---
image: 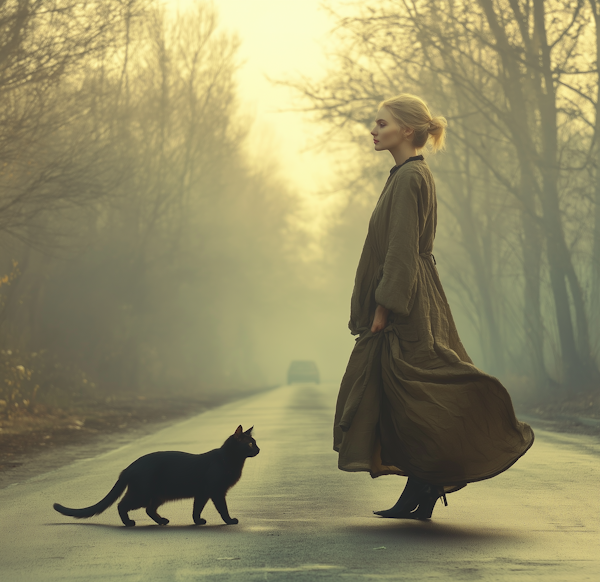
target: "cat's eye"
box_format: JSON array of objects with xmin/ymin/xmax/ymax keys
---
[{"xmin": 248, "ymin": 443, "xmax": 253, "ymax": 447}]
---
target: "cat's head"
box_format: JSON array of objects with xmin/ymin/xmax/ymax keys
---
[{"xmin": 233, "ymin": 425, "xmax": 260, "ymax": 457}]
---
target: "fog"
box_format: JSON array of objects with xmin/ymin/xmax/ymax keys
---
[{"xmin": 0, "ymin": 0, "xmax": 598, "ymax": 413}]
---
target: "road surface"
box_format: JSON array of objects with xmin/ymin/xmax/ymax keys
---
[{"xmin": 1, "ymin": 383, "xmax": 599, "ymax": 581}]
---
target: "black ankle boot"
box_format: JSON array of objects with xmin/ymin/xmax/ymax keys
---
[{"xmin": 373, "ymin": 478, "xmax": 426, "ymax": 518}]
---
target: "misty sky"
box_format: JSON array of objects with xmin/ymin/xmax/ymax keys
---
[{"xmin": 169, "ymin": 0, "xmax": 336, "ymax": 233}]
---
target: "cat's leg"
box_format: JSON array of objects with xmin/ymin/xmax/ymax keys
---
[
  {"xmin": 212, "ymin": 494, "xmax": 238, "ymax": 525},
  {"xmin": 117, "ymin": 494, "xmax": 137, "ymax": 527},
  {"xmin": 192, "ymin": 495, "xmax": 209, "ymax": 525},
  {"xmin": 146, "ymin": 501, "xmax": 169, "ymax": 526}
]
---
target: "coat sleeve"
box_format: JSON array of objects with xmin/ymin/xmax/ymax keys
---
[{"xmin": 374, "ymin": 170, "xmax": 420, "ymax": 317}]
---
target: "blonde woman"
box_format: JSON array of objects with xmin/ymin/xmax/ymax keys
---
[{"xmin": 334, "ymin": 94, "xmax": 534, "ymax": 519}]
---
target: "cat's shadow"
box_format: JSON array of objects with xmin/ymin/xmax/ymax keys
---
[{"xmin": 46, "ymin": 522, "xmax": 237, "ymax": 532}]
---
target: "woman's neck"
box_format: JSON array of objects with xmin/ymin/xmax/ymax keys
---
[{"xmin": 390, "ymin": 143, "xmax": 419, "ymax": 166}]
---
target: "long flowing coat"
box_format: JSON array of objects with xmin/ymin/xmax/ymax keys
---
[{"xmin": 334, "ymin": 158, "xmax": 534, "ymax": 490}]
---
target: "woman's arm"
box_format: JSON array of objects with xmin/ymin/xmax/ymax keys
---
[{"xmin": 374, "ymin": 170, "xmax": 421, "ymax": 317}]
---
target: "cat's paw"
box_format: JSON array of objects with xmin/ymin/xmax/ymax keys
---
[
  {"xmin": 225, "ymin": 518, "xmax": 239, "ymax": 525},
  {"xmin": 158, "ymin": 518, "xmax": 169, "ymax": 526},
  {"xmin": 194, "ymin": 518, "xmax": 207, "ymax": 525},
  {"xmin": 123, "ymin": 520, "xmax": 136, "ymax": 527}
]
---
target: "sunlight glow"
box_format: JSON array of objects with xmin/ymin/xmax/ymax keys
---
[{"xmin": 167, "ymin": 0, "xmax": 339, "ymax": 250}]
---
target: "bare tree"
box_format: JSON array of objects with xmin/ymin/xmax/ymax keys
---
[{"xmin": 0, "ymin": 0, "xmax": 150, "ymax": 246}]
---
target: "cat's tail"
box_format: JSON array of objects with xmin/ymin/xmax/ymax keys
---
[{"xmin": 53, "ymin": 477, "xmax": 127, "ymax": 519}]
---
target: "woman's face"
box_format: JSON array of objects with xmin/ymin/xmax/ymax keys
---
[{"xmin": 371, "ymin": 107, "xmax": 410, "ymax": 153}]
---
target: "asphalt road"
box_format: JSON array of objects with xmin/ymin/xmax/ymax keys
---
[{"xmin": 1, "ymin": 383, "xmax": 599, "ymax": 581}]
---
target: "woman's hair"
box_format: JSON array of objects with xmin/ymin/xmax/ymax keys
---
[{"xmin": 380, "ymin": 94, "xmax": 447, "ymax": 153}]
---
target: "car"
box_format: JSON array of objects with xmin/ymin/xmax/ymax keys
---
[{"xmin": 287, "ymin": 360, "xmax": 320, "ymax": 384}]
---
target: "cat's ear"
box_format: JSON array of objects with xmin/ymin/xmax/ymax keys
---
[
  {"xmin": 244, "ymin": 426, "xmax": 254, "ymax": 435},
  {"xmin": 235, "ymin": 425, "xmax": 243, "ymax": 436}
]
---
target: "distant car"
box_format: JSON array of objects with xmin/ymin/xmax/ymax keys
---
[{"xmin": 287, "ymin": 360, "xmax": 320, "ymax": 384}]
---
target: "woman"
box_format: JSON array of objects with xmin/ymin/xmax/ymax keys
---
[{"xmin": 333, "ymin": 94, "xmax": 534, "ymax": 519}]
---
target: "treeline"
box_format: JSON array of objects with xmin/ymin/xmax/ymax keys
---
[
  {"xmin": 298, "ymin": 0, "xmax": 600, "ymax": 396},
  {"xmin": 0, "ymin": 0, "xmax": 300, "ymax": 412}
]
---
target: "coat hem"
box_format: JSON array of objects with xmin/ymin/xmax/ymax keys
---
[{"xmin": 336, "ymin": 431, "xmax": 535, "ymax": 486}]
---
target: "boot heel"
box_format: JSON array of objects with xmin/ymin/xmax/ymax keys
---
[{"xmin": 411, "ymin": 485, "xmax": 446, "ymax": 520}]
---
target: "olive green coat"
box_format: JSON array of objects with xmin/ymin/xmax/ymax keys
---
[{"xmin": 334, "ymin": 159, "xmax": 533, "ymax": 487}]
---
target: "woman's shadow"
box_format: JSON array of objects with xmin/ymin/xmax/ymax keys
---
[{"xmin": 345, "ymin": 517, "xmax": 522, "ymax": 544}]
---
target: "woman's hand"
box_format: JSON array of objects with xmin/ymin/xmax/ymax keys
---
[{"xmin": 371, "ymin": 304, "xmax": 390, "ymax": 333}]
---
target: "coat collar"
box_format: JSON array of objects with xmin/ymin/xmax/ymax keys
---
[{"xmin": 389, "ymin": 155, "xmax": 424, "ymax": 177}]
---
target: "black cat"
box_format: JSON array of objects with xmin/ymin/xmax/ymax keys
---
[{"xmin": 53, "ymin": 425, "xmax": 259, "ymax": 527}]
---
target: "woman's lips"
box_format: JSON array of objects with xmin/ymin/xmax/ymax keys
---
[{"xmin": 373, "ymin": 139, "xmax": 379, "ymax": 143}]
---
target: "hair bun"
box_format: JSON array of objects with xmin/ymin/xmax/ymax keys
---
[
  {"xmin": 427, "ymin": 116, "xmax": 447, "ymax": 151},
  {"xmin": 428, "ymin": 116, "xmax": 447, "ymax": 133}
]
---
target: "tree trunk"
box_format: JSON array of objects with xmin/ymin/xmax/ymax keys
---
[
  {"xmin": 533, "ymin": 0, "xmax": 597, "ymax": 390},
  {"xmin": 460, "ymin": 191, "xmax": 505, "ymax": 375},
  {"xmin": 519, "ymin": 170, "xmax": 547, "ymax": 391},
  {"xmin": 593, "ymin": 159, "xmax": 600, "ymax": 359},
  {"xmin": 589, "ymin": 0, "xmax": 600, "ymax": 363}
]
